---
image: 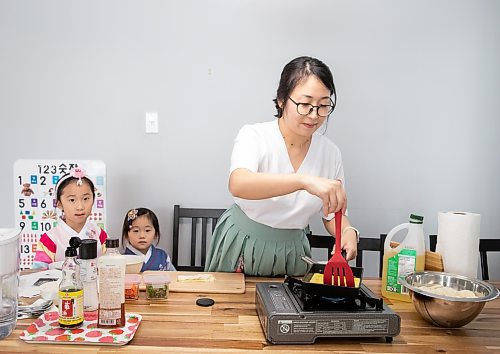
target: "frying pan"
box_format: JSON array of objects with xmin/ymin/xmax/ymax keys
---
[{"xmin": 285, "ymin": 256, "xmax": 364, "ymax": 298}]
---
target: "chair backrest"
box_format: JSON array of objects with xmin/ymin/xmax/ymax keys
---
[
  {"xmin": 479, "ymin": 239, "xmax": 500, "ymax": 281},
  {"xmin": 307, "ymin": 232, "xmax": 386, "ymax": 277},
  {"xmin": 429, "ymin": 234, "xmax": 437, "ymax": 252},
  {"xmin": 172, "ymin": 205, "xmax": 226, "ymax": 271},
  {"xmin": 420, "ymin": 234, "xmax": 500, "ymax": 280},
  {"xmin": 306, "ymin": 232, "xmax": 334, "ymax": 256},
  {"xmin": 359, "ymin": 235, "xmax": 386, "ymax": 278}
]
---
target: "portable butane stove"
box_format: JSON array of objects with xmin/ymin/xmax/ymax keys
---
[{"xmin": 256, "ymin": 276, "xmax": 401, "ymax": 344}]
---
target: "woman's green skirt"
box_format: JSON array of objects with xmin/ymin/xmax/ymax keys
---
[{"xmin": 204, "ymin": 204, "xmax": 311, "ymax": 276}]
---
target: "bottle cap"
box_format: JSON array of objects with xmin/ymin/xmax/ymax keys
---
[
  {"xmin": 65, "ymin": 245, "xmax": 78, "ymax": 257},
  {"xmin": 69, "ymin": 236, "xmax": 81, "ymax": 248},
  {"xmin": 79, "ymin": 239, "xmax": 97, "ymax": 259},
  {"xmin": 65, "ymin": 236, "xmax": 81, "ymax": 257},
  {"xmin": 106, "ymin": 238, "xmax": 120, "ymax": 248},
  {"xmin": 410, "ymin": 214, "xmax": 424, "ymax": 224}
]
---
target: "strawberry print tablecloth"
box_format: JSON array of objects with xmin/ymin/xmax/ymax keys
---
[{"xmin": 20, "ymin": 311, "xmax": 142, "ymax": 345}]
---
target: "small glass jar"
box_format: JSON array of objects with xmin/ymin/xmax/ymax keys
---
[
  {"xmin": 143, "ymin": 273, "xmax": 171, "ymax": 300},
  {"xmin": 124, "ymin": 274, "xmax": 142, "ymax": 300}
]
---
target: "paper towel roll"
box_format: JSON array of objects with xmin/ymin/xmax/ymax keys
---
[{"xmin": 436, "ymin": 212, "xmax": 481, "ymax": 278}]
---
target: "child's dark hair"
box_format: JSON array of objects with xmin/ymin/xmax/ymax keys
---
[
  {"xmin": 273, "ymin": 56, "xmax": 336, "ymax": 118},
  {"xmin": 121, "ymin": 207, "xmax": 161, "ymax": 245},
  {"xmin": 56, "ymin": 175, "xmax": 96, "ymax": 202}
]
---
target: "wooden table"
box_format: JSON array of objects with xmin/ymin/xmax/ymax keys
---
[{"xmin": 2, "ymin": 278, "xmax": 499, "ymax": 353}]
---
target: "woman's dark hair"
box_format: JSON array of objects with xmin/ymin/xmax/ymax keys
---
[
  {"xmin": 121, "ymin": 207, "xmax": 161, "ymax": 245},
  {"xmin": 273, "ymin": 56, "xmax": 336, "ymax": 118},
  {"xmin": 56, "ymin": 176, "xmax": 96, "ymax": 202}
]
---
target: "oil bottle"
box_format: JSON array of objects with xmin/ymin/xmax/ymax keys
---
[
  {"xmin": 58, "ymin": 237, "xmax": 84, "ymax": 328},
  {"xmin": 381, "ymin": 214, "xmax": 425, "ymax": 302}
]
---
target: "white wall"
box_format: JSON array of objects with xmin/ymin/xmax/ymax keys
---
[{"xmin": 1, "ymin": 0, "xmax": 499, "ymax": 278}]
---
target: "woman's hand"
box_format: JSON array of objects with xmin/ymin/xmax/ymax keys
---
[
  {"xmin": 323, "ymin": 215, "xmax": 358, "ymax": 261},
  {"xmin": 229, "ymin": 170, "xmax": 347, "ymax": 217},
  {"xmin": 302, "ymin": 175, "xmax": 347, "ymax": 216},
  {"xmin": 335, "ymin": 229, "xmax": 358, "ymax": 261}
]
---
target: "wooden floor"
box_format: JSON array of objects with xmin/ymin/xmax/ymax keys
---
[{"xmin": 2, "ymin": 277, "xmax": 499, "ymax": 353}]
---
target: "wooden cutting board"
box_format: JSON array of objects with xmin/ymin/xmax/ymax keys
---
[{"xmin": 141, "ymin": 271, "xmax": 246, "ymax": 294}]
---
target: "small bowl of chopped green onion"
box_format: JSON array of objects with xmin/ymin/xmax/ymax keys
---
[{"xmin": 143, "ymin": 273, "xmax": 171, "ymax": 300}]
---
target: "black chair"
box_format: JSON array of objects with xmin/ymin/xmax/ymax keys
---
[
  {"xmin": 307, "ymin": 232, "xmax": 386, "ymax": 277},
  {"xmin": 306, "ymin": 232, "xmax": 334, "ymax": 256},
  {"xmin": 172, "ymin": 205, "xmax": 226, "ymax": 271},
  {"xmin": 359, "ymin": 235, "xmax": 386, "ymax": 278},
  {"xmin": 427, "ymin": 234, "xmax": 500, "ymax": 280},
  {"xmin": 479, "ymin": 239, "xmax": 500, "ymax": 281},
  {"xmin": 429, "ymin": 234, "xmax": 437, "ymax": 252}
]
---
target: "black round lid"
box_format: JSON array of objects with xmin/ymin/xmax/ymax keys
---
[
  {"xmin": 106, "ymin": 238, "xmax": 120, "ymax": 249},
  {"xmin": 196, "ymin": 298, "xmax": 215, "ymax": 307},
  {"xmin": 79, "ymin": 239, "xmax": 97, "ymax": 259},
  {"xmin": 69, "ymin": 236, "xmax": 81, "ymax": 248}
]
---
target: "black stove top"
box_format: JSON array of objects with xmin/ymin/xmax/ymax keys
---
[
  {"xmin": 255, "ymin": 281, "xmax": 401, "ymax": 344},
  {"xmin": 285, "ymin": 276, "xmax": 384, "ymax": 311}
]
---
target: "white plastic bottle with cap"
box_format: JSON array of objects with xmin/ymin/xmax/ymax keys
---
[
  {"xmin": 97, "ymin": 238, "xmax": 125, "ymax": 328},
  {"xmin": 381, "ymin": 214, "xmax": 426, "ymax": 302}
]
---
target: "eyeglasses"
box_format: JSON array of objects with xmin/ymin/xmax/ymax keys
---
[{"xmin": 287, "ymin": 96, "xmax": 335, "ymax": 118}]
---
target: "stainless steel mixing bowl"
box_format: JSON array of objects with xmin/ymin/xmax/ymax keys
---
[{"xmin": 400, "ymin": 271, "xmax": 499, "ymax": 328}]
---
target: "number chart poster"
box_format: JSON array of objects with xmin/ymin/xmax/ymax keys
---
[{"xmin": 14, "ymin": 159, "xmax": 106, "ymax": 269}]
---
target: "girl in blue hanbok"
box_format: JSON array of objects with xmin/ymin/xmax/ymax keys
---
[{"xmin": 121, "ymin": 208, "xmax": 175, "ymax": 271}]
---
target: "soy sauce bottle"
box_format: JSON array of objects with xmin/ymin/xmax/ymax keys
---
[{"xmin": 58, "ymin": 237, "xmax": 84, "ymax": 328}]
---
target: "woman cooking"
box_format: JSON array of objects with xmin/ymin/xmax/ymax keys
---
[{"xmin": 205, "ymin": 56, "xmax": 359, "ymax": 276}]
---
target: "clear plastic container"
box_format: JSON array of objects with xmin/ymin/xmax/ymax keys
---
[
  {"xmin": 0, "ymin": 228, "xmax": 20, "ymax": 340},
  {"xmin": 124, "ymin": 274, "xmax": 142, "ymax": 300},
  {"xmin": 143, "ymin": 273, "xmax": 171, "ymax": 300}
]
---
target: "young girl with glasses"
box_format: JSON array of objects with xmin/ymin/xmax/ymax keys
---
[
  {"xmin": 205, "ymin": 56, "xmax": 359, "ymax": 276},
  {"xmin": 121, "ymin": 208, "xmax": 175, "ymax": 271}
]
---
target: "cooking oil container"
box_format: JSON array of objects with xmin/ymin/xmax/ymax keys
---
[{"xmin": 381, "ymin": 215, "xmax": 425, "ymax": 302}]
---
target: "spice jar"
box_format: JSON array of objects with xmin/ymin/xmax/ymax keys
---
[
  {"xmin": 143, "ymin": 273, "xmax": 171, "ymax": 300},
  {"xmin": 124, "ymin": 274, "xmax": 142, "ymax": 300}
]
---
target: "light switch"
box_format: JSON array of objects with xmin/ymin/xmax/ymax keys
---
[{"xmin": 145, "ymin": 112, "xmax": 159, "ymax": 134}]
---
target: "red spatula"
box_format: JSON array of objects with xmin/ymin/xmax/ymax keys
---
[{"xmin": 323, "ymin": 212, "xmax": 355, "ymax": 287}]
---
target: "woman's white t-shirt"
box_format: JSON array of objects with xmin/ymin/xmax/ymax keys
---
[{"xmin": 230, "ymin": 119, "xmax": 344, "ymax": 229}]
